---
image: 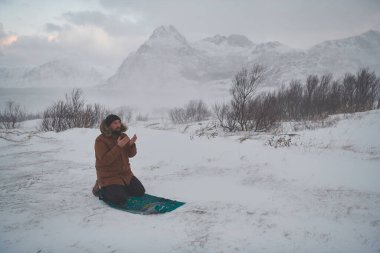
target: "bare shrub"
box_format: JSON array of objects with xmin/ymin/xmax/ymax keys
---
[
  {"xmin": 354, "ymin": 68, "xmax": 379, "ymax": 111},
  {"xmin": 169, "ymin": 108, "xmax": 186, "ymax": 124},
  {"xmin": 248, "ymin": 92, "xmax": 280, "ymax": 131},
  {"xmin": 190, "ymin": 121, "xmax": 218, "ymax": 139},
  {"xmin": 214, "ymin": 66, "xmax": 379, "ymax": 133},
  {"xmin": 136, "ymin": 113, "xmax": 149, "ymax": 121},
  {"xmin": 230, "ymin": 64, "xmax": 266, "ymax": 131},
  {"xmin": 213, "ymin": 64, "xmax": 267, "ymax": 131},
  {"xmin": 0, "ymin": 100, "xmax": 26, "ymax": 129},
  {"xmin": 280, "ymin": 80, "xmax": 304, "ymax": 121},
  {"xmin": 342, "ymin": 73, "xmax": 356, "ymax": 113},
  {"xmin": 114, "ymin": 106, "xmax": 133, "ymax": 123},
  {"xmin": 40, "ymin": 88, "xmax": 109, "ymax": 132},
  {"xmin": 213, "ymin": 102, "xmax": 237, "ymax": 132},
  {"xmin": 265, "ymin": 135, "xmax": 294, "ymax": 148},
  {"xmin": 169, "ymin": 99, "xmax": 211, "ymax": 124}
]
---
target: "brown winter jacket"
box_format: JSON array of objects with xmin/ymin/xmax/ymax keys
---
[{"xmin": 94, "ymin": 120, "xmax": 137, "ymax": 188}]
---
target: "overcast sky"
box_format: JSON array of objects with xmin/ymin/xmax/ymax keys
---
[{"xmin": 1, "ymin": 0, "xmax": 379, "ymax": 69}]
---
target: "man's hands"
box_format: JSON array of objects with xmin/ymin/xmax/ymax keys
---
[
  {"xmin": 129, "ymin": 134, "xmax": 137, "ymax": 145},
  {"xmin": 117, "ymin": 134, "xmax": 137, "ymax": 148}
]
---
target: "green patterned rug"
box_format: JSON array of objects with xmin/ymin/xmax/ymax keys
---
[{"xmin": 99, "ymin": 191, "xmax": 185, "ymax": 215}]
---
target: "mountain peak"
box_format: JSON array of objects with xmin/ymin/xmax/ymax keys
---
[
  {"xmin": 359, "ymin": 29, "xmax": 380, "ymax": 39},
  {"xmin": 310, "ymin": 29, "xmax": 380, "ymax": 51},
  {"xmin": 148, "ymin": 25, "xmax": 188, "ymax": 45},
  {"xmin": 202, "ymin": 34, "xmax": 253, "ymax": 47}
]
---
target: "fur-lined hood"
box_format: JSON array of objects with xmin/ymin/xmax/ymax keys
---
[{"xmin": 99, "ymin": 119, "xmax": 128, "ymax": 137}]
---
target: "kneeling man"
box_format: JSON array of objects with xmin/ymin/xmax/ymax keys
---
[{"xmin": 92, "ymin": 114, "xmax": 145, "ymax": 205}]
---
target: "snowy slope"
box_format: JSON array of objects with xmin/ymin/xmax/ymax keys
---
[
  {"xmin": 103, "ymin": 26, "xmax": 380, "ymax": 90},
  {"xmin": 2, "ymin": 26, "xmax": 379, "ymax": 90},
  {"xmin": 0, "ymin": 60, "xmax": 106, "ymax": 88},
  {"xmin": 105, "ymin": 25, "xmax": 204, "ymax": 90},
  {"xmin": 0, "ymin": 109, "xmax": 379, "ymax": 252}
]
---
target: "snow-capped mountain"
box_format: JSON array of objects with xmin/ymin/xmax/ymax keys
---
[
  {"xmin": 0, "ymin": 60, "xmax": 105, "ymax": 88},
  {"xmin": 201, "ymin": 34, "xmax": 254, "ymax": 48},
  {"xmin": 260, "ymin": 30, "xmax": 380, "ymax": 87},
  {"xmin": 305, "ymin": 30, "xmax": 380, "ymax": 76},
  {"xmin": 104, "ymin": 25, "xmax": 380, "ymax": 89},
  {"xmin": 2, "ymin": 25, "xmax": 378, "ymax": 90},
  {"xmin": 106, "ymin": 25, "xmax": 204, "ymax": 89}
]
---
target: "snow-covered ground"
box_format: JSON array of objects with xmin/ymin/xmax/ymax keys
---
[{"xmin": 0, "ymin": 110, "xmax": 379, "ymax": 253}]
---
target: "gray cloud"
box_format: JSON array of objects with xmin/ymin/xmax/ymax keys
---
[
  {"xmin": 1, "ymin": 35, "xmax": 63, "ymax": 66},
  {"xmin": 61, "ymin": 10, "xmax": 147, "ymax": 37},
  {"xmin": 0, "ymin": 23, "xmax": 6, "ymax": 38},
  {"xmin": 0, "ymin": 22, "xmax": 17, "ymax": 42},
  {"xmin": 44, "ymin": 23, "xmax": 63, "ymax": 32},
  {"xmin": 0, "ymin": 21, "xmax": 142, "ymax": 71},
  {"xmin": 63, "ymin": 11, "xmax": 107, "ymax": 26},
  {"xmin": 1, "ymin": 0, "xmax": 380, "ymax": 71},
  {"xmin": 99, "ymin": 0, "xmax": 380, "ymax": 49}
]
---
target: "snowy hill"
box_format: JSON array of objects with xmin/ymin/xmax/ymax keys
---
[
  {"xmin": 0, "ymin": 60, "xmax": 106, "ymax": 88},
  {"xmin": 305, "ymin": 30, "xmax": 380, "ymax": 77},
  {"xmin": 0, "ymin": 109, "xmax": 379, "ymax": 252},
  {"xmin": 2, "ymin": 26, "xmax": 379, "ymax": 91},
  {"xmin": 106, "ymin": 25, "xmax": 204, "ymax": 90},
  {"xmin": 103, "ymin": 25, "xmax": 380, "ymax": 89},
  {"xmin": 200, "ymin": 34, "xmax": 254, "ymax": 48}
]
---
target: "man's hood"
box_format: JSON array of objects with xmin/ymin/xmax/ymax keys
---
[{"xmin": 100, "ymin": 119, "xmax": 128, "ymax": 137}]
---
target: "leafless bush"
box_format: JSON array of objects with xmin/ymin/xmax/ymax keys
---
[
  {"xmin": 190, "ymin": 121, "xmax": 218, "ymax": 139},
  {"xmin": 230, "ymin": 64, "xmax": 266, "ymax": 131},
  {"xmin": 265, "ymin": 135, "xmax": 294, "ymax": 148},
  {"xmin": 213, "ymin": 64, "xmax": 267, "ymax": 131},
  {"xmin": 114, "ymin": 106, "xmax": 133, "ymax": 123},
  {"xmin": 213, "ymin": 102, "xmax": 237, "ymax": 132},
  {"xmin": 136, "ymin": 113, "xmax": 149, "ymax": 121},
  {"xmin": 248, "ymin": 92, "xmax": 280, "ymax": 131},
  {"xmin": 214, "ymin": 66, "xmax": 379, "ymax": 133},
  {"xmin": 0, "ymin": 100, "xmax": 26, "ymax": 129},
  {"xmin": 342, "ymin": 72, "xmax": 356, "ymax": 113},
  {"xmin": 277, "ymin": 80, "xmax": 304, "ymax": 121},
  {"xmin": 40, "ymin": 88, "xmax": 109, "ymax": 132},
  {"xmin": 93, "ymin": 103, "xmax": 110, "ymax": 125},
  {"xmin": 272, "ymin": 68, "xmax": 379, "ymax": 123},
  {"xmin": 354, "ymin": 68, "xmax": 379, "ymax": 111},
  {"xmin": 169, "ymin": 108, "xmax": 186, "ymax": 124},
  {"xmin": 169, "ymin": 99, "xmax": 211, "ymax": 124},
  {"xmin": 186, "ymin": 100, "xmax": 211, "ymax": 121}
]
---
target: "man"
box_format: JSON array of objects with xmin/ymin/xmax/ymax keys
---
[{"xmin": 92, "ymin": 114, "xmax": 145, "ymax": 205}]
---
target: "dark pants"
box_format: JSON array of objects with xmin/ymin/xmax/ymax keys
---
[{"xmin": 100, "ymin": 176, "xmax": 145, "ymax": 205}]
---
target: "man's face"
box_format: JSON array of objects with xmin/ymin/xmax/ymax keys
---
[{"xmin": 109, "ymin": 120, "xmax": 121, "ymax": 132}]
